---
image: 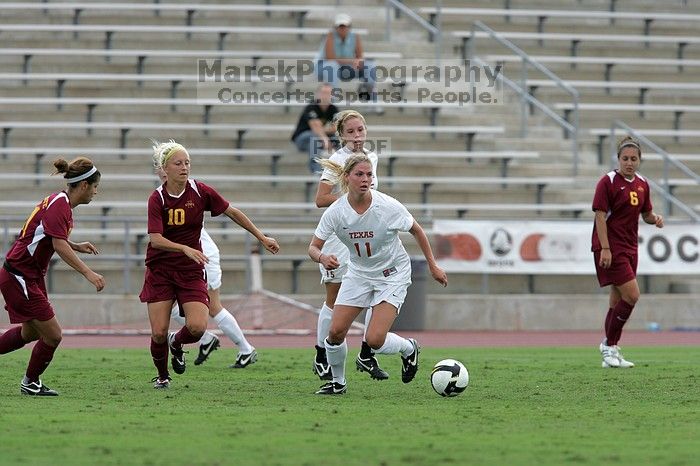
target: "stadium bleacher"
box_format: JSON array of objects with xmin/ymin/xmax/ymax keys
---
[{"xmin": 1, "ymin": 0, "xmax": 699, "ymax": 303}]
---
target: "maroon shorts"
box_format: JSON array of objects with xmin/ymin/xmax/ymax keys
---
[
  {"xmin": 593, "ymin": 249, "xmax": 637, "ymax": 287},
  {"xmin": 0, "ymin": 267, "xmax": 55, "ymax": 324},
  {"xmin": 139, "ymin": 266, "xmax": 209, "ymax": 308}
]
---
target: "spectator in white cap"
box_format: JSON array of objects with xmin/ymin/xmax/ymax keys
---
[{"xmin": 316, "ymin": 13, "xmax": 382, "ymax": 113}]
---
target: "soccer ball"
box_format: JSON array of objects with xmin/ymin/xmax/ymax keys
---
[{"xmin": 430, "ymin": 359, "xmax": 469, "ymax": 397}]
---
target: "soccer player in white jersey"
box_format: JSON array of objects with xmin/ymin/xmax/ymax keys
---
[
  {"xmin": 312, "ymin": 110, "xmax": 389, "ymax": 382},
  {"xmin": 154, "ymin": 163, "xmax": 258, "ymax": 369},
  {"xmin": 309, "ymin": 154, "xmax": 448, "ymax": 395}
]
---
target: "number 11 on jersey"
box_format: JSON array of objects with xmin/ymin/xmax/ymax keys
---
[{"xmin": 354, "ymin": 242, "xmax": 372, "ymax": 257}]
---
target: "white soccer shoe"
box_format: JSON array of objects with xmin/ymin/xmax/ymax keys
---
[
  {"xmin": 600, "ymin": 339, "xmax": 635, "ymax": 368},
  {"xmin": 600, "ymin": 340, "xmax": 621, "ymax": 368},
  {"xmin": 613, "ymin": 345, "xmax": 635, "ymax": 368}
]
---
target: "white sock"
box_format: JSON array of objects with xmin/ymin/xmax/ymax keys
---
[
  {"xmin": 170, "ymin": 306, "xmax": 186, "ymax": 326},
  {"xmin": 199, "ymin": 331, "xmax": 215, "ymax": 346},
  {"xmin": 317, "ymin": 303, "xmax": 333, "ymax": 347},
  {"xmin": 324, "ymin": 338, "xmax": 347, "ymax": 385},
  {"xmin": 362, "ymin": 307, "xmax": 373, "ymax": 340},
  {"xmin": 214, "ymin": 308, "xmax": 253, "ymax": 354},
  {"xmin": 375, "ymin": 332, "xmax": 410, "ymax": 355},
  {"xmin": 399, "ymin": 336, "xmax": 415, "ymax": 357}
]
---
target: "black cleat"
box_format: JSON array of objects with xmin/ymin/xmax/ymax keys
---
[
  {"xmin": 355, "ymin": 354, "xmax": 389, "ymax": 380},
  {"xmin": 401, "ymin": 338, "xmax": 420, "ymax": 383},
  {"xmin": 20, "ymin": 379, "xmax": 58, "ymax": 396},
  {"xmin": 151, "ymin": 376, "xmax": 172, "ymax": 389},
  {"xmin": 313, "ymin": 345, "xmax": 332, "ymax": 380},
  {"xmin": 313, "ymin": 358, "xmax": 333, "ymax": 380},
  {"xmin": 168, "ymin": 332, "xmax": 186, "ymax": 375},
  {"xmin": 194, "ymin": 335, "xmax": 220, "ymax": 365},
  {"xmin": 230, "ymin": 349, "xmax": 258, "ymax": 369},
  {"xmin": 315, "ymin": 381, "xmax": 347, "ymax": 395}
]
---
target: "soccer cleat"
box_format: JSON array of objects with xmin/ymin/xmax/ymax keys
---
[
  {"xmin": 355, "ymin": 354, "xmax": 389, "ymax": 380},
  {"xmin": 230, "ymin": 349, "xmax": 258, "ymax": 369},
  {"xmin": 600, "ymin": 339, "xmax": 621, "ymax": 368},
  {"xmin": 151, "ymin": 376, "xmax": 172, "ymax": 389},
  {"xmin": 313, "ymin": 358, "xmax": 332, "ymax": 381},
  {"xmin": 313, "ymin": 345, "xmax": 332, "ymax": 380},
  {"xmin": 314, "ymin": 381, "xmax": 347, "ymax": 395},
  {"xmin": 20, "ymin": 379, "xmax": 58, "ymax": 396},
  {"xmin": 598, "ymin": 339, "xmax": 607, "ymax": 354},
  {"xmin": 613, "ymin": 345, "xmax": 635, "ymax": 368},
  {"xmin": 401, "ymin": 338, "xmax": 420, "ymax": 383},
  {"xmin": 194, "ymin": 335, "xmax": 220, "ymax": 366},
  {"xmin": 168, "ymin": 332, "xmax": 187, "ymax": 375}
]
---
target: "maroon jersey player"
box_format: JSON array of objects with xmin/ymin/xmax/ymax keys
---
[
  {"xmin": 592, "ymin": 136, "xmax": 664, "ymax": 368},
  {"xmin": 141, "ymin": 140, "xmax": 279, "ymax": 389},
  {"xmin": 0, "ymin": 157, "xmax": 105, "ymax": 396}
]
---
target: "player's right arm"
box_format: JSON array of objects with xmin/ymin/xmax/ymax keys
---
[
  {"xmin": 310, "ymin": 208, "xmax": 339, "ymax": 269},
  {"xmin": 52, "ymin": 237, "xmax": 105, "ymax": 292},
  {"xmin": 594, "ymin": 210, "xmax": 612, "ymax": 268},
  {"xmin": 309, "ymin": 235, "xmax": 339, "ymax": 270},
  {"xmin": 146, "ymin": 190, "xmax": 207, "ymax": 265},
  {"xmin": 148, "ymin": 232, "xmax": 208, "ymax": 265},
  {"xmin": 592, "ymin": 176, "xmax": 612, "ymax": 268}
]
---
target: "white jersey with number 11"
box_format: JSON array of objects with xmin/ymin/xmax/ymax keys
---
[{"xmin": 315, "ymin": 190, "xmax": 414, "ymax": 283}]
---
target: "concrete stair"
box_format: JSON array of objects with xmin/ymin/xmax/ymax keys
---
[{"xmin": 1, "ymin": 0, "xmax": 698, "ymax": 296}]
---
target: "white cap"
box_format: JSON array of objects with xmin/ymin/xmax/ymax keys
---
[{"xmin": 334, "ymin": 13, "xmax": 352, "ymax": 27}]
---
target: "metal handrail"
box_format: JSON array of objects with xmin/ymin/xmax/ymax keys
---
[
  {"xmin": 609, "ymin": 120, "xmax": 700, "ymax": 222},
  {"xmin": 645, "ymin": 178, "xmax": 700, "ymax": 223},
  {"xmin": 466, "ymin": 20, "xmax": 580, "ymax": 176},
  {"xmin": 470, "ymin": 55, "xmax": 573, "ymax": 133},
  {"xmin": 385, "ymin": 0, "xmax": 442, "ymax": 63}
]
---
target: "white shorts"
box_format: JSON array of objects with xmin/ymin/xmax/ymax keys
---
[
  {"xmin": 318, "ymin": 234, "xmax": 350, "ymax": 284},
  {"xmin": 335, "ymin": 274, "xmax": 410, "ymax": 314},
  {"xmin": 319, "ymin": 261, "xmax": 347, "ymax": 284},
  {"xmin": 201, "ymin": 230, "xmax": 222, "ymax": 290}
]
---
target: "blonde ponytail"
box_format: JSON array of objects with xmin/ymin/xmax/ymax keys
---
[{"xmin": 318, "ymin": 153, "xmax": 371, "ymax": 194}]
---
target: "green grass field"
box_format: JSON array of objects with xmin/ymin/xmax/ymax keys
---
[{"xmin": 1, "ymin": 346, "xmax": 698, "ymax": 466}]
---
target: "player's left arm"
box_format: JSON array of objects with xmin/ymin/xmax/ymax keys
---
[
  {"xmin": 53, "ymin": 237, "xmax": 105, "ymax": 291},
  {"xmin": 409, "ymin": 220, "xmax": 448, "ymax": 287},
  {"xmin": 68, "ymin": 240, "xmax": 100, "ymax": 254},
  {"xmin": 223, "ymin": 205, "xmax": 279, "ymax": 254},
  {"xmin": 44, "ymin": 201, "xmax": 100, "ymax": 256},
  {"xmin": 642, "ymin": 210, "xmax": 664, "ymax": 228}
]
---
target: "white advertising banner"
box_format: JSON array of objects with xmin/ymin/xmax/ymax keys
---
[{"xmin": 433, "ymin": 220, "xmax": 699, "ymax": 275}]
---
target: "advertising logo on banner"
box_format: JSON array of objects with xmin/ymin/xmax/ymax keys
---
[{"xmin": 434, "ymin": 220, "xmax": 699, "ymax": 275}]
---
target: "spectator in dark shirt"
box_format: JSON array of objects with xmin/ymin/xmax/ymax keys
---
[{"xmin": 291, "ymin": 83, "xmax": 340, "ymax": 173}]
